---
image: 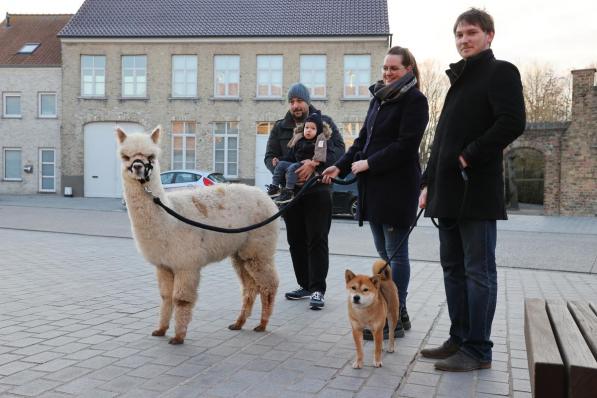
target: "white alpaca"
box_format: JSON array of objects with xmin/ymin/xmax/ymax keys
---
[{"xmin": 116, "ymin": 126, "xmax": 279, "ymax": 344}]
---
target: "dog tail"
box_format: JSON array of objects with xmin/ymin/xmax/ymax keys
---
[{"xmin": 372, "ymin": 259, "xmax": 391, "ymax": 281}]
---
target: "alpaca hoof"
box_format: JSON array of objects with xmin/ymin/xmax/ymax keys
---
[
  {"xmin": 253, "ymin": 325, "xmax": 266, "ymax": 332},
  {"xmin": 228, "ymin": 323, "xmax": 242, "ymax": 331},
  {"xmin": 152, "ymin": 329, "xmax": 167, "ymax": 336},
  {"xmin": 352, "ymin": 360, "xmax": 363, "ymax": 369},
  {"xmin": 168, "ymin": 337, "xmax": 184, "ymax": 345}
]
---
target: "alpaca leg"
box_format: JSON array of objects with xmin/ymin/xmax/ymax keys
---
[
  {"xmin": 243, "ymin": 257, "xmax": 279, "ymax": 332},
  {"xmin": 170, "ymin": 270, "xmax": 199, "ymax": 345},
  {"xmin": 152, "ymin": 266, "xmax": 174, "ymax": 337},
  {"xmin": 228, "ymin": 256, "xmax": 258, "ymax": 331}
]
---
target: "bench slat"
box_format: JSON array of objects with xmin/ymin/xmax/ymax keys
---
[
  {"xmin": 590, "ymin": 302, "xmax": 597, "ymax": 317},
  {"xmin": 547, "ymin": 300, "xmax": 597, "ymax": 398},
  {"xmin": 568, "ymin": 301, "xmax": 597, "ymax": 360},
  {"xmin": 524, "ymin": 298, "xmax": 566, "ymax": 398}
]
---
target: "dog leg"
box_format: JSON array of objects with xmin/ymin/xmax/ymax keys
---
[
  {"xmin": 387, "ymin": 314, "xmax": 397, "ymax": 353},
  {"xmin": 373, "ymin": 327, "xmax": 383, "ymax": 367},
  {"xmin": 241, "ymin": 256, "xmax": 279, "ymax": 332},
  {"xmin": 152, "ymin": 266, "xmax": 174, "ymax": 337},
  {"xmin": 170, "ymin": 270, "xmax": 199, "ymax": 345},
  {"xmin": 351, "ymin": 328, "xmax": 364, "ymax": 369}
]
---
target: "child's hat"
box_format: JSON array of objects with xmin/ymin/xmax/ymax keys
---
[{"xmin": 305, "ymin": 110, "xmax": 323, "ymax": 135}]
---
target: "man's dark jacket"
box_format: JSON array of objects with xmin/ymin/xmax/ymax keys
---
[
  {"xmin": 264, "ymin": 105, "xmax": 345, "ymax": 192},
  {"xmin": 335, "ymin": 86, "xmax": 429, "ymax": 227},
  {"xmin": 422, "ymin": 50, "xmax": 526, "ymax": 220}
]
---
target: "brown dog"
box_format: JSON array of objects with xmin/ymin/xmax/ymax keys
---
[{"xmin": 345, "ymin": 259, "xmax": 400, "ymax": 368}]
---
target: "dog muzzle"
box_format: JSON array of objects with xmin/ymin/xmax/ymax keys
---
[{"xmin": 128, "ymin": 159, "xmax": 154, "ymax": 184}]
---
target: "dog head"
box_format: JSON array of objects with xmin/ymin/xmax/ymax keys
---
[{"xmin": 345, "ymin": 269, "xmax": 380, "ymax": 307}]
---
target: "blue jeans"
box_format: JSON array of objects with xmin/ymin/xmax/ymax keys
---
[
  {"xmin": 272, "ymin": 161, "xmax": 301, "ymax": 189},
  {"xmin": 369, "ymin": 222, "xmax": 410, "ymax": 309},
  {"xmin": 439, "ymin": 218, "xmax": 497, "ymax": 362}
]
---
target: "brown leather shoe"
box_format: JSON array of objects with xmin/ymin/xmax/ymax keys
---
[
  {"xmin": 420, "ymin": 340, "xmax": 460, "ymax": 359},
  {"xmin": 434, "ymin": 350, "xmax": 491, "ymax": 372}
]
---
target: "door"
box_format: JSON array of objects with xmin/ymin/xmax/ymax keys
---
[
  {"xmin": 254, "ymin": 121, "xmax": 274, "ymax": 191},
  {"xmin": 38, "ymin": 148, "xmax": 56, "ymax": 192},
  {"xmin": 84, "ymin": 122, "xmax": 144, "ymax": 197}
]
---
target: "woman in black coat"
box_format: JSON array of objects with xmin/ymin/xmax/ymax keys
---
[{"xmin": 323, "ymin": 46, "xmax": 429, "ymax": 335}]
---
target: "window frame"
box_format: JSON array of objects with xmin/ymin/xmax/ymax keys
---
[
  {"xmin": 3, "ymin": 147, "xmax": 22, "ymax": 181},
  {"xmin": 121, "ymin": 55, "xmax": 148, "ymax": 98},
  {"xmin": 38, "ymin": 148, "xmax": 56, "ymax": 192},
  {"xmin": 256, "ymin": 55, "xmax": 283, "ymax": 99},
  {"xmin": 80, "ymin": 55, "xmax": 106, "ymax": 97},
  {"xmin": 18, "ymin": 43, "xmax": 40, "ymax": 54},
  {"xmin": 171, "ymin": 55, "xmax": 198, "ymax": 98},
  {"xmin": 343, "ymin": 55, "xmax": 372, "ymax": 99},
  {"xmin": 213, "ymin": 55, "xmax": 240, "ymax": 98},
  {"xmin": 212, "ymin": 121, "xmax": 239, "ymax": 178},
  {"xmin": 300, "ymin": 55, "xmax": 327, "ymax": 99},
  {"xmin": 3, "ymin": 93, "xmax": 22, "ymax": 118},
  {"xmin": 38, "ymin": 92, "xmax": 57, "ymax": 118},
  {"xmin": 171, "ymin": 121, "xmax": 197, "ymax": 170}
]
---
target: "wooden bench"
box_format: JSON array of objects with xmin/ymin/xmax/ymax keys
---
[{"xmin": 524, "ymin": 299, "xmax": 597, "ymax": 398}]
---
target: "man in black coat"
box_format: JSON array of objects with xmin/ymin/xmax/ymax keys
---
[
  {"xmin": 264, "ymin": 83, "xmax": 345, "ymax": 309},
  {"xmin": 419, "ymin": 8, "xmax": 525, "ymax": 371}
]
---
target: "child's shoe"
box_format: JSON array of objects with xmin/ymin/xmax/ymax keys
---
[
  {"xmin": 266, "ymin": 184, "xmax": 281, "ymax": 198},
  {"xmin": 275, "ymin": 188, "xmax": 294, "ymax": 204}
]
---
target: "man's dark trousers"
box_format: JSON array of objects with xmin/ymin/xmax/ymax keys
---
[
  {"xmin": 439, "ymin": 218, "xmax": 497, "ymax": 362},
  {"xmin": 283, "ymin": 188, "xmax": 332, "ymax": 294}
]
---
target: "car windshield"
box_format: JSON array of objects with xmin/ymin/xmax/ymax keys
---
[{"xmin": 207, "ymin": 173, "xmax": 227, "ymax": 183}]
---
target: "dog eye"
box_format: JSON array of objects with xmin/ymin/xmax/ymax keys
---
[
  {"xmin": 121, "ymin": 154, "xmax": 130, "ymax": 161},
  {"xmin": 351, "ymin": 286, "xmax": 356, "ymax": 290},
  {"xmin": 363, "ymin": 288, "xmax": 369, "ymax": 292}
]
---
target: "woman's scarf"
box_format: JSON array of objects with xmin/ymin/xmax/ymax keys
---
[{"xmin": 372, "ymin": 71, "xmax": 417, "ymax": 103}]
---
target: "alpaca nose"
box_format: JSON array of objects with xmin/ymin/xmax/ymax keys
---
[
  {"xmin": 353, "ymin": 295, "xmax": 360, "ymax": 303},
  {"xmin": 133, "ymin": 163, "xmax": 143, "ymax": 172}
]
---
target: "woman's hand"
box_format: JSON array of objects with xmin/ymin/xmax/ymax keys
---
[
  {"xmin": 419, "ymin": 187, "xmax": 427, "ymax": 209},
  {"xmin": 351, "ymin": 160, "xmax": 369, "ymax": 174},
  {"xmin": 321, "ymin": 166, "xmax": 340, "ymax": 184}
]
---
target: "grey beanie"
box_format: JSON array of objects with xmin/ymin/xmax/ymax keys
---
[{"xmin": 287, "ymin": 82, "xmax": 311, "ymax": 104}]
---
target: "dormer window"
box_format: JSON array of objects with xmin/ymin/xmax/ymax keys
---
[{"xmin": 18, "ymin": 43, "xmax": 40, "ymax": 54}]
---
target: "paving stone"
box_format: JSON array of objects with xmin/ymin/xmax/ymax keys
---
[
  {"xmin": 399, "ymin": 383, "xmax": 437, "ymax": 398},
  {"xmin": 406, "ymin": 371, "xmax": 440, "ymax": 386},
  {"xmin": 0, "ymin": 360, "xmax": 35, "ymax": 376},
  {"xmin": 55, "ymin": 376, "xmax": 105, "ymax": 394},
  {"xmin": 476, "ymin": 380, "xmax": 510, "ymax": 396},
  {"xmin": 43, "ymin": 366, "xmax": 92, "ymax": 382},
  {"xmin": 513, "ymin": 378, "xmax": 532, "ymax": 392},
  {"xmin": 287, "ymin": 377, "xmax": 328, "ymax": 393},
  {"xmin": 355, "ymin": 387, "xmax": 394, "ymax": 398},
  {"xmin": 0, "ymin": 369, "xmax": 46, "ymax": 385}
]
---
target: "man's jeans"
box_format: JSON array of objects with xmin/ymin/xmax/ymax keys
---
[
  {"xmin": 439, "ymin": 218, "xmax": 497, "ymax": 362},
  {"xmin": 272, "ymin": 160, "xmax": 301, "ymax": 189},
  {"xmin": 369, "ymin": 222, "xmax": 410, "ymax": 309}
]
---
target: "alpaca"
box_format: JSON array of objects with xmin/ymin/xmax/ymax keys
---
[{"xmin": 116, "ymin": 126, "xmax": 279, "ymax": 344}]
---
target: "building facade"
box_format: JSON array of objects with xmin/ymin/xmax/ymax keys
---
[{"xmin": 58, "ymin": 0, "xmax": 391, "ymax": 197}]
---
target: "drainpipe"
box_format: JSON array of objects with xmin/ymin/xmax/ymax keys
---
[{"xmin": 5, "ymin": 13, "xmax": 10, "ymax": 27}]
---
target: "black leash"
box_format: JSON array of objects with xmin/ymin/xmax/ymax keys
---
[
  {"xmin": 146, "ymin": 175, "xmax": 357, "ymax": 234},
  {"xmin": 376, "ymin": 207, "xmax": 424, "ymax": 275}
]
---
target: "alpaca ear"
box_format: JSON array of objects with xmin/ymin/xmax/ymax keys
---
[
  {"xmin": 116, "ymin": 127, "xmax": 127, "ymax": 143},
  {"xmin": 150, "ymin": 125, "xmax": 161, "ymax": 144}
]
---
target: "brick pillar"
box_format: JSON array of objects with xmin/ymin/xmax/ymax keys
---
[{"xmin": 571, "ymin": 68, "xmax": 596, "ymax": 117}]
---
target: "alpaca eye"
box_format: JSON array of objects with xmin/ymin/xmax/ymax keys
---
[
  {"xmin": 148, "ymin": 155, "xmax": 155, "ymax": 162},
  {"xmin": 121, "ymin": 155, "xmax": 130, "ymax": 161}
]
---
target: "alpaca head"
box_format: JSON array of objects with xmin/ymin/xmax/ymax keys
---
[{"xmin": 116, "ymin": 125, "xmax": 162, "ymax": 183}]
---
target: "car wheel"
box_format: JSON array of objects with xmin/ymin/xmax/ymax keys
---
[{"xmin": 349, "ymin": 198, "xmax": 358, "ymax": 218}]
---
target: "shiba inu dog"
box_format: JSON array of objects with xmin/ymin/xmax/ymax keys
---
[{"xmin": 345, "ymin": 259, "xmax": 400, "ymax": 368}]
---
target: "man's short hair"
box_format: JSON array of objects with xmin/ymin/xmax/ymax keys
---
[{"xmin": 453, "ymin": 8, "xmax": 494, "ymax": 34}]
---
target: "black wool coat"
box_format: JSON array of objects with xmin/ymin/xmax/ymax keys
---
[
  {"xmin": 335, "ymin": 86, "xmax": 429, "ymax": 227},
  {"xmin": 421, "ymin": 50, "xmax": 526, "ymax": 220}
]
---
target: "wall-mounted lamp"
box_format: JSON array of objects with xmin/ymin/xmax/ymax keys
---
[{"xmin": 23, "ymin": 165, "xmax": 33, "ymax": 173}]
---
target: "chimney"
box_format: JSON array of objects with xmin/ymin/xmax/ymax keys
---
[
  {"xmin": 5, "ymin": 13, "xmax": 10, "ymax": 27},
  {"xmin": 571, "ymin": 68, "xmax": 596, "ymax": 117}
]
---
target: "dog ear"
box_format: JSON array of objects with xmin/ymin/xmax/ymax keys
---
[
  {"xmin": 116, "ymin": 127, "xmax": 127, "ymax": 143},
  {"xmin": 345, "ymin": 269, "xmax": 356, "ymax": 283},
  {"xmin": 370, "ymin": 275, "xmax": 380, "ymax": 289},
  {"xmin": 150, "ymin": 125, "xmax": 161, "ymax": 144}
]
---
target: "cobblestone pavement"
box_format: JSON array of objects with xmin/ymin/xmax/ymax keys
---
[{"xmin": 1, "ymin": 221, "xmax": 597, "ymax": 397}]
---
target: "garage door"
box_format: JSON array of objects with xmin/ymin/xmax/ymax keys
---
[{"xmin": 84, "ymin": 122, "xmax": 144, "ymax": 198}]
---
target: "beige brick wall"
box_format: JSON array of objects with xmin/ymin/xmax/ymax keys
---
[
  {"xmin": 60, "ymin": 38, "xmax": 388, "ymax": 196},
  {"xmin": 0, "ymin": 67, "xmax": 61, "ymax": 194}
]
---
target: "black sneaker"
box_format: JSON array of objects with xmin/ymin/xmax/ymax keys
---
[
  {"xmin": 363, "ymin": 320, "xmax": 404, "ymax": 340},
  {"xmin": 285, "ymin": 287, "xmax": 311, "ymax": 300},
  {"xmin": 275, "ymin": 188, "xmax": 294, "ymax": 204},
  {"xmin": 401, "ymin": 308, "xmax": 411, "ymax": 331},
  {"xmin": 309, "ymin": 291, "xmax": 325, "ymax": 309},
  {"xmin": 266, "ymin": 184, "xmax": 281, "ymax": 198}
]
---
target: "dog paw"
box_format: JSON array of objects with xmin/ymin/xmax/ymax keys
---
[
  {"xmin": 352, "ymin": 360, "xmax": 363, "ymax": 369},
  {"xmin": 151, "ymin": 329, "xmax": 166, "ymax": 336},
  {"xmin": 374, "ymin": 360, "xmax": 383, "ymax": 368},
  {"xmin": 228, "ymin": 323, "xmax": 242, "ymax": 331},
  {"xmin": 253, "ymin": 325, "xmax": 266, "ymax": 332},
  {"xmin": 386, "ymin": 347, "xmax": 395, "ymax": 353},
  {"xmin": 168, "ymin": 337, "xmax": 184, "ymax": 345}
]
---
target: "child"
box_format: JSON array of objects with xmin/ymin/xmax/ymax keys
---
[{"xmin": 267, "ymin": 111, "xmax": 329, "ymax": 203}]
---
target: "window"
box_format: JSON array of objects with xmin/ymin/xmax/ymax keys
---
[
  {"xmin": 18, "ymin": 43, "xmax": 39, "ymax": 54},
  {"xmin": 3, "ymin": 93, "xmax": 21, "ymax": 117},
  {"xmin": 81, "ymin": 55, "xmax": 106, "ymax": 97},
  {"xmin": 174, "ymin": 172, "xmax": 200, "ymax": 183},
  {"xmin": 172, "ymin": 55, "xmax": 197, "ymax": 97},
  {"xmin": 171, "ymin": 121, "xmax": 196, "ymax": 170},
  {"xmin": 39, "ymin": 149, "xmax": 56, "ymax": 192},
  {"xmin": 214, "ymin": 55, "xmax": 240, "ymax": 97},
  {"xmin": 38, "ymin": 93, "xmax": 57, "ymax": 118},
  {"xmin": 256, "ymin": 121, "xmax": 275, "ymax": 135},
  {"xmin": 213, "ymin": 122, "xmax": 239, "ymax": 178},
  {"xmin": 341, "ymin": 121, "xmax": 364, "ymax": 147},
  {"xmin": 3, "ymin": 148, "xmax": 21, "ymax": 180},
  {"xmin": 122, "ymin": 55, "xmax": 147, "ymax": 97},
  {"xmin": 300, "ymin": 55, "xmax": 326, "ymax": 98},
  {"xmin": 256, "ymin": 55, "xmax": 283, "ymax": 98},
  {"xmin": 344, "ymin": 55, "xmax": 371, "ymax": 98}
]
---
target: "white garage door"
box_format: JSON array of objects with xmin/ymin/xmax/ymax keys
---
[
  {"xmin": 84, "ymin": 122, "xmax": 144, "ymax": 198},
  {"xmin": 254, "ymin": 134, "xmax": 270, "ymax": 191}
]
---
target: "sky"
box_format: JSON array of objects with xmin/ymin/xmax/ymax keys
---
[{"xmin": 1, "ymin": 0, "xmax": 596, "ymax": 74}]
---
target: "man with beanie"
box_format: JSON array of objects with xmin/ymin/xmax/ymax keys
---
[{"xmin": 265, "ymin": 83, "xmax": 345, "ymax": 309}]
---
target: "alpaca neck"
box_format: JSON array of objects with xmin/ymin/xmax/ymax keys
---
[{"xmin": 122, "ymin": 176, "xmax": 168, "ymax": 229}]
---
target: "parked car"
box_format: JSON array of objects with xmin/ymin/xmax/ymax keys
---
[
  {"xmin": 332, "ymin": 174, "xmax": 358, "ymax": 218},
  {"xmin": 160, "ymin": 170, "xmax": 228, "ymax": 191}
]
